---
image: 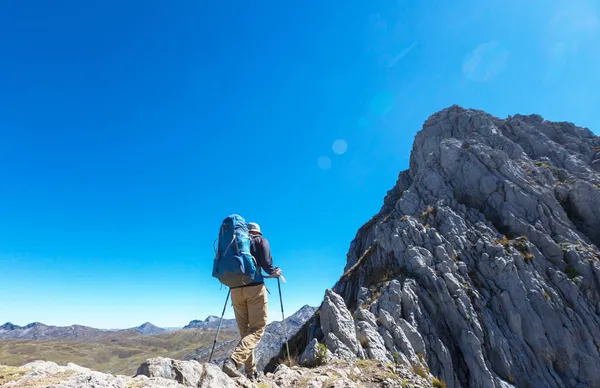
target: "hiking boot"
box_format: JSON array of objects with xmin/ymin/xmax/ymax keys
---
[
  {"xmin": 246, "ymin": 370, "xmax": 258, "ymax": 381},
  {"xmin": 222, "ymin": 358, "xmax": 241, "ymax": 378}
]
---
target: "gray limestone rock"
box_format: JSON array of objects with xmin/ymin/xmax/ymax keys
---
[
  {"xmin": 136, "ymin": 357, "xmax": 236, "ymax": 387},
  {"xmin": 299, "ymin": 338, "xmax": 333, "ymax": 367},
  {"xmin": 289, "ymin": 106, "xmax": 600, "ymax": 388},
  {"xmin": 320, "ymin": 289, "xmax": 364, "ymax": 360}
]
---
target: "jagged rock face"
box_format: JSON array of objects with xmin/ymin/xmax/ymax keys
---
[
  {"xmin": 321, "ymin": 290, "xmax": 364, "ymax": 361},
  {"xmin": 326, "ymin": 106, "xmax": 600, "ymax": 388}
]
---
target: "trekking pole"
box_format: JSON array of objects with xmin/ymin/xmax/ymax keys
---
[
  {"xmin": 208, "ymin": 289, "xmax": 230, "ymax": 364},
  {"xmin": 277, "ymin": 277, "xmax": 291, "ymax": 364}
]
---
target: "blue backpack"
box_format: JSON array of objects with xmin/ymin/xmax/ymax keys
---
[{"xmin": 212, "ymin": 214, "xmax": 258, "ymax": 288}]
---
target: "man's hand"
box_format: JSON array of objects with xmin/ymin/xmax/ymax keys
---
[{"xmin": 272, "ymin": 267, "xmax": 282, "ymax": 278}]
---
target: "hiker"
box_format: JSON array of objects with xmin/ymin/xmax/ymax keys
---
[{"xmin": 222, "ymin": 221, "xmax": 282, "ymax": 380}]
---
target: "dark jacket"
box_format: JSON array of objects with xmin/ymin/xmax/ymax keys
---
[{"xmin": 235, "ymin": 234, "xmax": 276, "ymax": 288}]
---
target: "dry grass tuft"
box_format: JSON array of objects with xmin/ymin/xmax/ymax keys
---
[
  {"xmin": 411, "ymin": 364, "xmax": 428, "ymax": 379},
  {"xmin": 544, "ymin": 290, "xmax": 551, "ymax": 300},
  {"xmin": 432, "ymin": 377, "xmax": 447, "ymax": 388},
  {"xmin": 493, "ymin": 235, "xmax": 510, "ymax": 247},
  {"xmin": 0, "ymin": 365, "xmax": 28, "ymax": 385},
  {"xmin": 422, "ymin": 206, "xmax": 436, "ymax": 218}
]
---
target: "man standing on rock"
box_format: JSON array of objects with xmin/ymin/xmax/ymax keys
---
[{"xmin": 222, "ymin": 222, "xmax": 281, "ymax": 380}]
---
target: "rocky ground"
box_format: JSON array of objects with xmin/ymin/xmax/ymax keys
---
[{"xmin": 0, "ymin": 357, "xmax": 435, "ymax": 388}]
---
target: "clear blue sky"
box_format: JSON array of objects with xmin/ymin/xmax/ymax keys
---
[{"xmin": 1, "ymin": 0, "xmax": 598, "ymax": 328}]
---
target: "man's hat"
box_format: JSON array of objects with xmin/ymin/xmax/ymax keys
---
[{"xmin": 247, "ymin": 222, "xmax": 261, "ymax": 234}]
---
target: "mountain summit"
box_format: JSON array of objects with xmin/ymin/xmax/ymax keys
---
[
  {"xmin": 276, "ymin": 106, "xmax": 600, "ymax": 388},
  {"xmin": 134, "ymin": 322, "xmax": 166, "ymax": 335}
]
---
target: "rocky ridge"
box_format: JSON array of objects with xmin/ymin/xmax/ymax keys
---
[
  {"xmin": 0, "ymin": 357, "xmax": 434, "ymax": 388},
  {"xmin": 272, "ymin": 106, "xmax": 600, "ymax": 388}
]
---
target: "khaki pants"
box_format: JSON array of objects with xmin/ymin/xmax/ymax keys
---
[{"xmin": 230, "ymin": 284, "xmax": 268, "ymax": 373}]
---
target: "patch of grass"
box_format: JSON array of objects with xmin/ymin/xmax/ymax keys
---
[
  {"xmin": 523, "ymin": 253, "xmax": 534, "ymax": 263},
  {"xmin": 411, "ymin": 364, "xmax": 428, "ymax": 379},
  {"xmin": 284, "ymin": 356, "xmax": 299, "ymax": 367},
  {"xmin": 400, "ymin": 215, "xmax": 407, "ymax": 222},
  {"xmin": 565, "ymin": 265, "xmax": 578, "ymax": 280},
  {"xmin": 383, "ymin": 213, "xmax": 393, "ymax": 223},
  {"xmin": 355, "ymin": 360, "xmax": 400, "ymax": 381},
  {"xmin": 0, "ymin": 365, "xmax": 28, "ymax": 385},
  {"xmin": 314, "ymin": 343, "xmax": 329, "ymax": 366},
  {"xmin": 12, "ymin": 371, "xmax": 75, "ymax": 388},
  {"xmin": 534, "ymin": 161, "xmax": 551, "ymax": 169},
  {"xmin": 127, "ymin": 380, "xmax": 145, "ymax": 388},
  {"xmin": 257, "ymin": 383, "xmax": 271, "ymax": 388},
  {"xmin": 0, "ymin": 328, "xmax": 239, "ymax": 376},
  {"xmin": 514, "ymin": 237, "xmax": 528, "ymax": 253},
  {"xmin": 544, "ymin": 290, "xmax": 551, "ymax": 300},
  {"xmin": 358, "ymin": 335, "xmax": 369, "ymax": 349},
  {"xmin": 323, "ymin": 375, "xmax": 341, "ymax": 387},
  {"xmin": 380, "ymin": 268, "xmax": 395, "ymax": 283},
  {"xmin": 492, "ymin": 235, "xmax": 510, "ymax": 247},
  {"xmin": 422, "ymin": 206, "xmax": 436, "ymax": 218},
  {"xmin": 432, "ymin": 377, "xmax": 447, "ymax": 388}
]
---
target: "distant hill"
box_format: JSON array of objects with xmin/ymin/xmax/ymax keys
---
[
  {"xmin": 0, "ymin": 321, "xmax": 167, "ymax": 342},
  {"xmin": 133, "ymin": 322, "xmax": 166, "ymax": 335},
  {"xmin": 0, "ymin": 322, "xmax": 113, "ymax": 342}
]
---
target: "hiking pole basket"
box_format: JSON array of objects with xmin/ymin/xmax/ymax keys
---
[
  {"xmin": 208, "ymin": 289, "xmax": 230, "ymax": 364},
  {"xmin": 277, "ymin": 277, "xmax": 291, "ymax": 365}
]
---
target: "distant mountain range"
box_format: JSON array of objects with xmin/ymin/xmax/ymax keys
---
[
  {"xmin": 0, "ymin": 305, "xmax": 318, "ymax": 373},
  {"xmin": 0, "ymin": 321, "xmax": 166, "ymax": 341},
  {"xmin": 0, "ymin": 305, "xmax": 317, "ymax": 347}
]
